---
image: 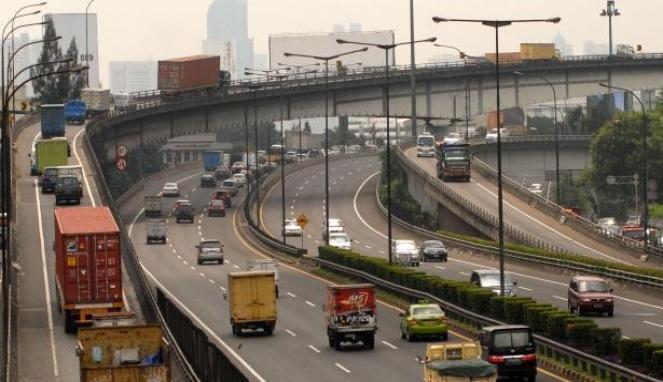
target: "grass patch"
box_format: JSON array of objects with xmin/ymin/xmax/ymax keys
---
[{"xmin": 651, "ymin": 204, "xmax": 663, "ymax": 220}]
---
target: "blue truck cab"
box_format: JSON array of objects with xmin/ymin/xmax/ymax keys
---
[
  {"xmin": 40, "ymin": 104, "xmax": 66, "ymax": 138},
  {"xmin": 64, "ymin": 100, "xmax": 86, "ymax": 124}
]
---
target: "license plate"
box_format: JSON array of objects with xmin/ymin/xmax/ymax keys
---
[
  {"xmin": 593, "ymin": 304, "xmax": 603, "ymax": 308},
  {"xmin": 505, "ymin": 358, "xmax": 522, "ymax": 366}
]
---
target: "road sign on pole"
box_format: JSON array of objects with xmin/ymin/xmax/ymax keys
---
[{"xmin": 297, "ymin": 213, "xmax": 309, "ymax": 229}]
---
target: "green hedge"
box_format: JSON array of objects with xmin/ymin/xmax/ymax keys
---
[
  {"xmin": 319, "ymin": 245, "xmax": 655, "ymax": 375},
  {"xmin": 652, "ymin": 351, "xmax": 663, "ymax": 377}
]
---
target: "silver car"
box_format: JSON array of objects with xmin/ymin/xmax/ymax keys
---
[
  {"xmin": 391, "ymin": 239, "xmax": 420, "ymax": 267},
  {"xmin": 470, "ymin": 269, "xmax": 517, "ymax": 296},
  {"xmin": 196, "ymin": 239, "xmax": 224, "ymax": 265}
]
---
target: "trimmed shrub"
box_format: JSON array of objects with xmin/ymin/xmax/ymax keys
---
[
  {"xmin": 489, "ymin": 296, "xmax": 510, "ymax": 319},
  {"xmin": 544, "ymin": 312, "xmax": 576, "ymax": 340},
  {"xmin": 567, "ymin": 321, "xmax": 598, "ymax": 349},
  {"xmin": 504, "ymin": 297, "xmax": 535, "ymax": 324},
  {"xmin": 617, "ymin": 338, "xmax": 651, "ymax": 367},
  {"xmin": 467, "ymin": 289, "xmax": 496, "ymax": 314},
  {"xmin": 643, "ymin": 343, "xmax": 663, "ymax": 372},
  {"xmin": 591, "ymin": 327, "xmax": 622, "ymax": 356},
  {"xmin": 524, "ymin": 304, "xmax": 556, "ymax": 332},
  {"xmin": 653, "ymin": 351, "xmax": 663, "ymax": 377}
]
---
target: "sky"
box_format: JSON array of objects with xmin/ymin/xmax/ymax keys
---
[{"xmin": 3, "ymin": 1, "xmax": 663, "ymax": 87}]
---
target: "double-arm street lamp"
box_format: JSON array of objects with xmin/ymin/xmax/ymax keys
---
[
  {"xmin": 283, "ymin": 47, "xmax": 368, "ymax": 245},
  {"xmin": 337, "ymin": 36, "xmax": 437, "ymax": 265},
  {"xmin": 433, "ymin": 16, "xmax": 561, "ymax": 296},
  {"xmin": 600, "ymin": 1, "xmax": 620, "ymax": 56},
  {"xmin": 277, "ymin": 62, "xmax": 320, "ymax": 73},
  {"xmin": 599, "ymin": 83, "xmax": 649, "ymax": 250}
]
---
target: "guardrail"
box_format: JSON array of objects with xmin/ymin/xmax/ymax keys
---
[
  {"xmin": 469, "ymin": 134, "xmax": 593, "ymax": 146},
  {"xmin": 373, "ymin": 177, "xmax": 663, "ymax": 289},
  {"xmin": 315, "ymin": 257, "xmax": 661, "ymax": 382}
]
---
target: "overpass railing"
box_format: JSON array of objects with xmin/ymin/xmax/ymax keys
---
[{"xmin": 469, "ymin": 134, "xmax": 593, "ymax": 146}]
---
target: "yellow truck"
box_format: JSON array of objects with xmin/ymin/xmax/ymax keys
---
[
  {"xmin": 423, "ymin": 342, "xmax": 497, "ymax": 382},
  {"xmin": 76, "ymin": 324, "xmax": 171, "ymax": 382},
  {"xmin": 227, "ymin": 271, "xmax": 277, "ymax": 336},
  {"xmin": 520, "ymin": 43, "xmax": 559, "ymax": 60}
]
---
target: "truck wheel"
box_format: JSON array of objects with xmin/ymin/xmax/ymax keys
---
[
  {"xmin": 264, "ymin": 324, "xmax": 274, "ymax": 336},
  {"xmin": 275, "ymin": 285, "xmax": 279, "ymax": 298},
  {"xmin": 607, "ymin": 308, "xmax": 614, "ymax": 317},
  {"xmin": 64, "ymin": 311, "xmax": 76, "ymax": 334},
  {"xmin": 197, "ymin": 259, "xmax": 202, "ymax": 265},
  {"xmin": 365, "ymin": 335, "xmax": 375, "ymax": 350}
]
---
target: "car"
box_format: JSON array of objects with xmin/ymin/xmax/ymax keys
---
[
  {"xmin": 296, "ymin": 152, "xmax": 308, "ymax": 162},
  {"xmin": 567, "ymin": 276, "xmax": 614, "ymax": 316},
  {"xmin": 231, "ymin": 161, "xmax": 246, "ymax": 174},
  {"xmin": 479, "ymin": 325, "xmax": 537, "ymax": 381},
  {"xmin": 162, "ymin": 182, "xmax": 180, "ymax": 197},
  {"xmin": 419, "ymin": 240, "xmax": 448, "ymax": 262},
  {"xmin": 329, "ymin": 232, "xmax": 352, "ymax": 250},
  {"xmin": 220, "ymin": 179, "xmax": 239, "ymax": 196},
  {"xmin": 233, "ymin": 173, "xmax": 247, "ymax": 187},
  {"xmin": 174, "ymin": 199, "xmax": 191, "ymax": 208},
  {"xmin": 470, "ymin": 269, "xmax": 517, "ymax": 296},
  {"xmin": 200, "ymin": 172, "xmax": 216, "ymax": 187},
  {"xmin": 215, "ymin": 165, "xmax": 231, "ymax": 180},
  {"xmin": 40, "ymin": 166, "xmax": 59, "ymax": 193},
  {"xmin": 207, "ymin": 199, "xmax": 226, "ymax": 217},
  {"xmin": 283, "ymin": 219, "xmax": 302, "ymax": 237},
  {"xmin": 285, "ymin": 151, "xmax": 297, "ymax": 163},
  {"xmin": 443, "ymin": 132, "xmax": 463, "ymax": 145},
  {"xmin": 528, "ymin": 183, "xmax": 543, "ymax": 196},
  {"xmin": 400, "ymin": 302, "xmax": 448, "ymax": 341},
  {"xmin": 213, "ymin": 190, "xmax": 232, "ymax": 207},
  {"xmin": 196, "ymin": 239, "xmax": 224, "ymax": 265},
  {"xmin": 485, "ymin": 128, "xmax": 510, "ymax": 143},
  {"xmin": 55, "ymin": 175, "xmax": 83, "ymax": 205},
  {"xmin": 175, "ymin": 202, "xmax": 194, "ymax": 223},
  {"xmin": 625, "ymin": 215, "xmax": 641, "ymax": 226},
  {"xmin": 322, "ymin": 218, "xmax": 344, "ymax": 240},
  {"xmin": 392, "ymin": 239, "xmax": 420, "ymax": 266}
]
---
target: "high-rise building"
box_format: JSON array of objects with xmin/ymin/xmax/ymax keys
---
[
  {"xmin": 44, "ymin": 13, "xmax": 100, "ymax": 88},
  {"xmin": 109, "ymin": 61, "xmax": 157, "ymax": 93},
  {"xmin": 203, "ymin": 0, "xmax": 253, "ymax": 79}
]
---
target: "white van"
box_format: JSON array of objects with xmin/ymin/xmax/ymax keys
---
[{"xmin": 416, "ymin": 133, "xmax": 435, "ymax": 157}]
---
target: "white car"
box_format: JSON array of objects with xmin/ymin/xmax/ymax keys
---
[
  {"xmin": 529, "ymin": 183, "xmax": 543, "ymax": 196},
  {"xmin": 323, "ymin": 218, "xmax": 344, "ymax": 239},
  {"xmin": 285, "ymin": 151, "xmax": 297, "ymax": 162},
  {"xmin": 329, "ymin": 233, "xmax": 352, "ymax": 250},
  {"xmin": 391, "ymin": 239, "xmax": 420, "ymax": 266},
  {"xmin": 283, "ymin": 219, "xmax": 303, "ymax": 237},
  {"xmin": 485, "ymin": 128, "xmax": 510, "ymax": 143},
  {"xmin": 232, "ymin": 161, "xmax": 246, "ymax": 173},
  {"xmin": 233, "ymin": 173, "xmax": 247, "ymax": 187},
  {"xmin": 162, "ymin": 182, "xmax": 180, "ymax": 197}
]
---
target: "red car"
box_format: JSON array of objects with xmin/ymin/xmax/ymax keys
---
[
  {"xmin": 213, "ymin": 190, "xmax": 232, "ymax": 208},
  {"xmin": 208, "ymin": 199, "xmax": 226, "ymax": 217}
]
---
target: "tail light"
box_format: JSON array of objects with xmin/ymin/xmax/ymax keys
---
[
  {"xmin": 487, "ymin": 355, "xmax": 504, "ymax": 364},
  {"xmin": 522, "ymin": 354, "xmax": 537, "ymax": 362}
]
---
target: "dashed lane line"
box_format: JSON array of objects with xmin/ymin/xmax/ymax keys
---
[
  {"xmin": 335, "ymin": 363, "xmax": 351, "ymax": 373},
  {"xmin": 308, "ymin": 345, "xmax": 321, "ymax": 353}
]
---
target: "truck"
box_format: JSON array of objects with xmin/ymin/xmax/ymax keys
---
[
  {"xmin": 246, "ymin": 259, "xmax": 279, "ymax": 297},
  {"xmin": 202, "ymin": 150, "xmax": 224, "ymax": 172},
  {"xmin": 64, "ymin": 100, "xmax": 87, "ymax": 124},
  {"xmin": 31, "ymin": 138, "xmax": 69, "ymax": 175},
  {"xmin": 423, "ymin": 342, "xmax": 497, "ymax": 382},
  {"xmin": 54, "ymin": 207, "xmax": 124, "ymax": 333},
  {"xmin": 485, "ymin": 43, "xmax": 559, "ymax": 63},
  {"xmin": 158, "ymin": 55, "xmax": 221, "ymax": 101},
  {"xmin": 436, "ymin": 142, "xmax": 471, "ymax": 182},
  {"xmin": 40, "ymin": 104, "xmax": 66, "ymax": 138},
  {"xmin": 146, "ymin": 219, "xmax": 167, "ymax": 244},
  {"xmin": 226, "ymin": 271, "xmax": 277, "ymax": 336},
  {"xmin": 76, "ymin": 324, "xmax": 170, "ymax": 382},
  {"xmin": 144, "ymin": 195, "xmax": 163, "ymax": 217},
  {"xmin": 81, "ymin": 88, "xmax": 112, "ymax": 117},
  {"xmin": 325, "ymin": 283, "xmax": 377, "ymax": 350}
]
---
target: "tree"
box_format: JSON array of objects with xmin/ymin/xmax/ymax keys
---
[
  {"xmin": 303, "ymin": 121, "xmax": 312, "ymax": 133},
  {"xmin": 64, "ymin": 37, "xmax": 85, "ymax": 99},
  {"xmin": 31, "ymin": 19, "xmax": 63, "ymax": 104}
]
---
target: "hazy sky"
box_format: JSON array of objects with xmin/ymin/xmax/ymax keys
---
[{"xmin": 3, "ymin": 1, "xmax": 662, "ymax": 86}]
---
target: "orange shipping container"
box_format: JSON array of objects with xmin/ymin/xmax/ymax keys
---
[
  {"xmin": 484, "ymin": 52, "xmax": 521, "ymax": 64},
  {"xmin": 520, "ymin": 43, "xmax": 557, "ymax": 60},
  {"xmin": 157, "ymin": 55, "xmax": 220, "ymax": 92},
  {"xmin": 486, "ymin": 111, "xmax": 503, "ymax": 130}
]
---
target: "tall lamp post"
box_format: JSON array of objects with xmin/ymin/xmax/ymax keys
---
[
  {"xmin": 283, "ymin": 47, "xmax": 368, "ymax": 245},
  {"xmin": 599, "ymin": 83, "xmax": 649, "ymax": 250},
  {"xmin": 600, "ymin": 1, "xmax": 620, "ymax": 56},
  {"xmin": 247, "ymin": 84, "xmax": 263, "ymax": 224},
  {"xmin": 433, "ymin": 16, "xmax": 561, "ymax": 296},
  {"xmin": 514, "ymin": 71, "xmax": 561, "ymax": 204},
  {"xmin": 277, "ymin": 62, "xmax": 320, "ymax": 74},
  {"xmin": 337, "ymin": 37, "xmax": 437, "ymax": 265},
  {"xmin": 85, "ymin": 0, "xmax": 96, "ymax": 88}
]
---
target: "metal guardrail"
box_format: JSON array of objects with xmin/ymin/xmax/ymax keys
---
[
  {"xmin": 315, "ymin": 257, "xmax": 661, "ymax": 382},
  {"xmin": 469, "ymin": 134, "xmax": 593, "ymax": 146},
  {"xmin": 373, "ymin": 178, "xmax": 663, "ymax": 289}
]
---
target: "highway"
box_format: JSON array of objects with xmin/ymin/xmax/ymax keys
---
[
  {"xmin": 122, "ymin": 165, "xmax": 476, "ymax": 382},
  {"xmin": 259, "ymin": 155, "xmax": 663, "ymax": 345}
]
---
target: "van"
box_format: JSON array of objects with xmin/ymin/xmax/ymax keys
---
[
  {"xmin": 220, "ymin": 179, "xmax": 239, "ymax": 196},
  {"xmin": 479, "ymin": 325, "xmax": 536, "ymax": 381},
  {"xmin": 417, "ymin": 134, "xmax": 436, "ymax": 157},
  {"xmin": 567, "ymin": 276, "xmax": 614, "ymax": 316}
]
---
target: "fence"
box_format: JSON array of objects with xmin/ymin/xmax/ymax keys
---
[{"xmin": 156, "ymin": 289, "xmax": 248, "ymax": 382}]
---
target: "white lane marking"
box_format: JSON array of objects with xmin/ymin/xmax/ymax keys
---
[
  {"xmin": 219, "ymin": 285, "xmax": 227, "ymax": 292},
  {"xmin": 198, "ymin": 225, "xmax": 202, "ymax": 230},
  {"xmin": 307, "ymin": 345, "xmax": 321, "ymax": 353},
  {"xmin": 643, "ymin": 321, "xmax": 663, "ymax": 329},
  {"xmin": 348, "ymin": 171, "xmax": 353, "ymax": 176},
  {"xmin": 354, "ymin": 239, "xmax": 361, "ymax": 244},
  {"xmin": 184, "ymin": 194, "xmax": 189, "ymax": 198},
  {"xmin": 192, "ymin": 187, "xmax": 197, "ymax": 192},
  {"xmin": 208, "ymin": 279, "xmax": 215, "ymax": 284},
  {"xmin": 364, "ymin": 245, "xmax": 371, "ymax": 249},
  {"xmin": 306, "ymin": 234, "xmax": 311, "ymax": 239},
  {"xmin": 623, "ymin": 336, "xmax": 631, "ymax": 340},
  {"xmin": 299, "ymin": 186, "xmax": 304, "ymax": 190},
  {"xmin": 315, "ymin": 240, "xmax": 320, "ymax": 244},
  {"xmin": 379, "ymin": 250, "xmax": 386, "ymax": 255},
  {"xmin": 435, "ymin": 266, "xmax": 446, "ymax": 270},
  {"xmin": 295, "ymin": 193, "xmax": 299, "ymax": 198},
  {"xmin": 335, "ymin": 363, "xmax": 351, "ymax": 373},
  {"xmin": 285, "ymin": 329, "xmax": 297, "ymax": 337},
  {"xmin": 72, "ymin": 129, "xmax": 96, "ymax": 207},
  {"xmin": 305, "ymin": 300, "xmax": 316, "ymax": 307},
  {"xmin": 472, "ymin": 180, "xmax": 627, "ymax": 264},
  {"xmin": 353, "ymin": 171, "xmax": 388, "ymax": 239},
  {"xmin": 172, "ymin": 249, "xmax": 177, "ymax": 254},
  {"xmin": 287, "ymin": 292, "xmax": 297, "ymax": 298},
  {"xmin": 233, "ymin": 265, "xmax": 240, "ymax": 269},
  {"xmin": 183, "ymin": 261, "xmax": 189, "ymax": 265},
  {"xmin": 339, "ymin": 176, "xmax": 344, "ymax": 180},
  {"xmin": 168, "ymin": 243, "xmax": 173, "ymax": 248},
  {"xmin": 225, "ymin": 259, "xmax": 231, "ymax": 263},
  {"xmin": 199, "ymin": 273, "xmax": 205, "ymax": 278},
  {"xmin": 382, "ymin": 340, "xmax": 398, "ymax": 350},
  {"xmin": 304, "ymin": 180, "xmax": 309, "ymax": 185},
  {"xmin": 140, "ymin": 266, "xmax": 266, "ymax": 381},
  {"xmin": 190, "ymin": 266, "xmax": 196, "ymax": 271},
  {"xmin": 552, "ymin": 295, "xmax": 568, "ymax": 302},
  {"xmin": 33, "ymin": 179, "xmax": 59, "ymax": 377},
  {"xmin": 177, "ymin": 255, "xmax": 182, "ymax": 260},
  {"xmin": 518, "ymin": 286, "xmax": 534, "ymax": 292},
  {"xmin": 622, "ymin": 313, "xmax": 656, "ymax": 317}
]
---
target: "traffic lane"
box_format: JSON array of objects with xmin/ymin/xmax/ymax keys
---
[{"xmin": 406, "ymin": 148, "xmax": 636, "ymax": 264}]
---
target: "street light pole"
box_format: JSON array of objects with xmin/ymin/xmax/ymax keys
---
[
  {"xmin": 600, "ymin": 1, "xmax": 620, "ymax": 56},
  {"xmin": 433, "ymin": 15, "xmax": 561, "ymax": 296},
  {"xmin": 85, "ymin": 0, "xmax": 96, "ymax": 88},
  {"xmin": 409, "ymin": 0, "xmax": 417, "ymax": 137}
]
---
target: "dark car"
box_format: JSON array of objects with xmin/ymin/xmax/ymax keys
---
[
  {"xmin": 568, "ymin": 276, "xmax": 614, "ymax": 316},
  {"xmin": 213, "ymin": 190, "xmax": 232, "ymax": 208},
  {"xmin": 215, "ymin": 165, "xmax": 231, "ymax": 180},
  {"xmin": 420, "ymin": 240, "xmax": 448, "ymax": 262},
  {"xmin": 200, "ymin": 172, "xmax": 216, "ymax": 187},
  {"xmin": 40, "ymin": 167, "xmax": 59, "ymax": 193},
  {"xmin": 55, "ymin": 175, "xmax": 82, "ymax": 205},
  {"xmin": 175, "ymin": 203, "xmax": 194, "ymax": 224},
  {"xmin": 479, "ymin": 325, "xmax": 537, "ymax": 381},
  {"xmin": 207, "ymin": 199, "xmax": 226, "ymax": 217}
]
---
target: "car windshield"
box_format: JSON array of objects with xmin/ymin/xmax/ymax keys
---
[
  {"xmin": 57, "ymin": 177, "xmax": 77, "ymax": 186},
  {"xmin": 222, "ymin": 181, "xmax": 234, "ymax": 187},
  {"xmin": 396, "ymin": 242, "xmax": 416, "ymax": 251},
  {"xmin": 418, "ymin": 136, "xmax": 434, "ymax": 146},
  {"xmin": 493, "ymin": 330, "xmax": 532, "ymax": 349},
  {"xmin": 203, "ymin": 174, "xmax": 214, "ymax": 178},
  {"xmin": 426, "ymin": 241, "xmax": 444, "ymax": 248},
  {"xmin": 328, "ymin": 219, "xmax": 342, "ymax": 227},
  {"xmin": 165, "ymin": 183, "xmax": 177, "ymax": 188},
  {"xmin": 480, "ymin": 273, "xmax": 513, "ymax": 288},
  {"xmin": 330, "ymin": 234, "xmax": 349, "ymax": 243},
  {"xmin": 578, "ymin": 280, "xmax": 609, "ymax": 292},
  {"xmin": 210, "ymin": 200, "xmax": 223, "ymax": 206},
  {"xmin": 44, "ymin": 168, "xmax": 58, "ymax": 177},
  {"xmin": 201, "ymin": 241, "xmax": 220, "ymax": 249},
  {"xmin": 412, "ymin": 305, "xmax": 443, "ymax": 317}
]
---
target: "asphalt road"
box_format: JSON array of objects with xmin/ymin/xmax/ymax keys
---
[
  {"xmin": 259, "ymin": 155, "xmax": 663, "ymax": 347},
  {"xmin": 122, "ymin": 166, "xmax": 478, "ymax": 382}
]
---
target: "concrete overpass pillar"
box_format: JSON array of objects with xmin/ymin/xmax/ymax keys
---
[
  {"xmin": 514, "ymin": 76, "xmax": 520, "ymax": 108},
  {"xmin": 477, "ymin": 77, "xmax": 484, "ymax": 114},
  {"xmin": 565, "ymin": 70, "xmax": 570, "ymax": 100}
]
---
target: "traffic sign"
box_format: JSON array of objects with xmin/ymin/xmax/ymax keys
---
[
  {"xmin": 116, "ymin": 144, "xmax": 128, "ymax": 158},
  {"xmin": 297, "ymin": 213, "xmax": 309, "ymax": 229},
  {"xmin": 116, "ymin": 157, "xmax": 127, "ymax": 171}
]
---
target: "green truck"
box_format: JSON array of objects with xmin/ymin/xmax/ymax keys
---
[{"xmin": 30, "ymin": 138, "xmax": 69, "ymax": 175}]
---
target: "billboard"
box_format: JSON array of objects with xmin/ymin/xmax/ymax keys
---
[{"xmin": 269, "ymin": 30, "xmax": 395, "ymax": 70}]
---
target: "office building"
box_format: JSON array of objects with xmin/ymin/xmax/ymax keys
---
[
  {"xmin": 109, "ymin": 61, "xmax": 157, "ymax": 93},
  {"xmin": 203, "ymin": 0, "xmax": 253, "ymax": 79}
]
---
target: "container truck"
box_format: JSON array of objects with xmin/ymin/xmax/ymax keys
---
[
  {"xmin": 146, "ymin": 219, "xmax": 167, "ymax": 244},
  {"xmin": 158, "ymin": 55, "xmax": 221, "ymax": 101},
  {"xmin": 40, "ymin": 104, "xmax": 65, "ymax": 138},
  {"xmin": 31, "ymin": 138, "xmax": 69, "ymax": 175},
  {"xmin": 226, "ymin": 271, "xmax": 277, "ymax": 336},
  {"xmin": 520, "ymin": 43, "xmax": 558, "ymax": 60},
  {"xmin": 144, "ymin": 195, "xmax": 163, "ymax": 217},
  {"xmin": 423, "ymin": 342, "xmax": 497, "ymax": 382},
  {"xmin": 54, "ymin": 207, "xmax": 124, "ymax": 333},
  {"xmin": 325, "ymin": 283, "xmax": 377, "ymax": 350},
  {"xmin": 76, "ymin": 324, "xmax": 170, "ymax": 382},
  {"xmin": 64, "ymin": 100, "xmax": 87, "ymax": 124},
  {"xmin": 81, "ymin": 88, "xmax": 112, "ymax": 117},
  {"xmin": 246, "ymin": 259, "xmax": 279, "ymax": 297},
  {"xmin": 436, "ymin": 142, "xmax": 471, "ymax": 182},
  {"xmin": 202, "ymin": 150, "xmax": 224, "ymax": 172}
]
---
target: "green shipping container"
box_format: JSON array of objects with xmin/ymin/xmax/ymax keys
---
[{"xmin": 35, "ymin": 138, "xmax": 68, "ymax": 174}]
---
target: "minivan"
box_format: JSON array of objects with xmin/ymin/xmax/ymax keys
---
[
  {"xmin": 470, "ymin": 270, "xmax": 517, "ymax": 297},
  {"xmin": 567, "ymin": 276, "xmax": 614, "ymax": 316},
  {"xmin": 479, "ymin": 325, "xmax": 537, "ymax": 381}
]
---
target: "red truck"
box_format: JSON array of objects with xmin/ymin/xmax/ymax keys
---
[
  {"xmin": 54, "ymin": 207, "xmax": 124, "ymax": 333},
  {"xmin": 325, "ymin": 284, "xmax": 377, "ymax": 350},
  {"xmin": 158, "ymin": 55, "xmax": 221, "ymax": 101}
]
